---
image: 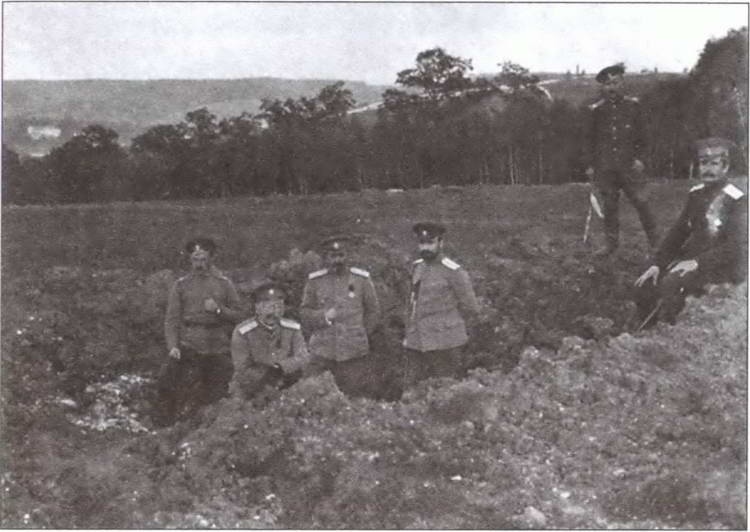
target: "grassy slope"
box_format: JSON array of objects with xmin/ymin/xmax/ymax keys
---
[{"xmin": 1, "ymin": 179, "xmax": 691, "ymax": 277}]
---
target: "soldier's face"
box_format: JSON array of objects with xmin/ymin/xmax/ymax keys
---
[
  {"xmin": 325, "ymin": 250, "xmax": 347, "ymax": 270},
  {"xmin": 256, "ymin": 299, "xmax": 284, "ymax": 323},
  {"xmin": 190, "ymin": 251, "xmax": 212, "ymax": 274},
  {"xmin": 698, "ymin": 153, "xmax": 729, "ymax": 183},
  {"xmin": 418, "ymin": 238, "xmax": 441, "ymax": 260},
  {"xmin": 602, "ymin": 75, "xmax": 624, "ymax": 98}
]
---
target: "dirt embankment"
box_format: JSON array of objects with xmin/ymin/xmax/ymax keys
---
[
  {"xmin": 2, "ymin": 221, "xmax": 746, "ymax": 528},
  {"xmin": 2, "ymin": 182, "xmax": 747, "ymax": 528}
]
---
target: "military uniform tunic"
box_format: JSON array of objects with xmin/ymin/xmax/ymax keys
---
[
  {"xmin": 229, "ymin": 318, "xmax": 310, "ymax": 398},
  {"xmin": 301, "ymin": 267, "xmax": 380, "ymax": 361},
  {"xmin": 654, "ymin": 180, "xmax": 747, "ymax": 281},
  {"xmin": 586, "ymin": 94, "xmax": 645, "ymax": 173},
  {"xmin": 634, "ymin": 180, "xmax": 747, "ymax": 324},
  {"xmin": 164, "ymin": 266, "xmax": 241, "ymax": 355},
  {"xmin": 404, "ymin": 256, "xmax": 480, "ymax": 352}
]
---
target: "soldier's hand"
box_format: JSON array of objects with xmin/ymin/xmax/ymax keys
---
[
  {"xmin": 634, "ymin": 265, "xmax": 660, "ymax": 287},
  {"xmin": 168, "ymin": 347, "xmax": 181, "ymax": 360},
  {"xmin": 669, "ymin": 259, "xmax": 698, "ymax": 277},
  {"xmin": 324, "ymin": 307, "xmax": 337, "ymax": 323},
  {"xmin": 584, "ymin": 166, "xmax": 595, "ymax": 180},
  {"xmin": 632, "ymin": 159, "xmax": 645, "ymax": 174},
  {"xmin": 204, "ymin": 298, "xmax": 219, "ymax": 313}
]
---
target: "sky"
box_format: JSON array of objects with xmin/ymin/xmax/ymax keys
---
[{"xmin": 3, "ymin": 2, "xmax": 747, "ymax": 85}]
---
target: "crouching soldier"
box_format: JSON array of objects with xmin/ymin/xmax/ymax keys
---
[
  {"xmin": 633, "ymin": 137, "xmax": 747, "ymax": 328},
  {"xmin": 403, "ymin": 222, "xmax": 481, "ymax": 385},
  {"xmin": 156, "ymin": 238, "xmax": 242, "ymax": 425},
  {"xmin": 230, "ymin": 282, "xmax": 310, "ymax": 400},
  {"xmin": 301, "ymin": 235, "xmax": 380, "ymax": 395}
]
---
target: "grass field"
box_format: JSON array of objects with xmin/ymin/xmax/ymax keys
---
[{"xmin": 1, "ymin": 179, "xmax": 746, "ymax": 528}]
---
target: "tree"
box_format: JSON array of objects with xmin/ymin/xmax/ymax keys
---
[{"xmin": 48, "ymin": 125, "xmax": 125, "ymax": 203}]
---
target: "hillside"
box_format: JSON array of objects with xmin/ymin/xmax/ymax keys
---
[
  {"xmin": 1, "ymin": 180, "xmax": 745, "ymax": 528},
  {"xmin": 2, "ymin": 78, "xmax": 390, "ymax": 156}
]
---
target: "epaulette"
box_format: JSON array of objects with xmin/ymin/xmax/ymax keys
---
[
  {"xmin": 308, "ymin": 268, "xmax": 328, "ymax": 280},
  {"xmin": 723, "ymin": 183, "xmax": 744, "ymax": 200},
  {"xmin": 238, "ymin": 319, "xmax": 258, "ymax": 335},
  {"xmin": 689, "ymin": 183, "xmax": 705, "ymax": 193},
  {"xmin": 441, "ymin": 257, "xmax": 461, "ymax": 270},
  {"xmin": 588, "ymin": 99, "xmax": 605, "ymax": 110},
  {"xmin": 413, "ymin": 258, "xmax": 424, "ymax": 264},
  {"xmin": 624, "ymin": 95, "xmax": 640, "ymax": 103},
  {"xmin": 176, "ymin": 274, "xmax": 189, "ymax": 283},
  {"xmin": 350, "ymin": 267, "xmax": 370, "ymax": 278},
  {"xmin": 280, "ymin": 318, "xmax": 301, "ymax": 330},
  {"xmin": 210, "ymin": 266, "xmax": 230, "ymax": 280}
]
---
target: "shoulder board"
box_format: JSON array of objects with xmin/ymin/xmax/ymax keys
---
[
  {"xmin": 723, "ymin": 183, "xmax": 744, "ymax": 200},
  {"xmin": 441, "ymin": 257, "xmax": 461, "ymax": 270},
  {"xmin": 209, "ymin": 266, "xmax": 229, "ymax": 280},
  {"xmin": 349, "ymin": 267, "xmax": 370, "ymax": 278},
  {"xmin": 279, "ymin": 318, "xmax": 301, "ymax": 330},
  {"xmin": 689, "ymin": 183, "xmax": 705, "ymax": 193},
  {"xmin": 413, "ymin": 258, "xmax": 424, "ymax": 264},
  {"xmin": 588, "ymin": 99, "xmax": 605, "ymax": 110},
  {"xmin": 308, "ymin": 268, "xmax": 329, "ymax": 280},
  {"xmin": 624, "ymin": 95, "xmax": 640, "ymax": 103},
  {"xmin": 176, "ymin": 274, "xmax": 190, "ymax": 283},
  {"xmin": 238, "ymin": 319, "xmax": 258, "ymax": 335}
]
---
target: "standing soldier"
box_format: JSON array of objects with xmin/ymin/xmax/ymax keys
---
[
  {"xmin": 301, "ymin": 235, "xmax": 380, "ymax": 395},
  {"xmin": 633, "ymin": 137, "xmax": 747, "ymax": 327},
  {"xmin": 156, "ymin": 238, "xmax": 242, "ymax": 425},
  {"xmin": 585, "ymin": 63, "xmax": 658, "ymax": 256},
  {"xmin": 403, "ymin": 222, "xmax": 481, "ymax": 384},
  {"xmin": 230, "ymin": 282, "xmax": 309, "ymax": 400}
]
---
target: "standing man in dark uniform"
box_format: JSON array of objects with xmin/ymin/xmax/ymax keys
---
[
  {"xmin": 585, "ymin": 63, "xmax": 658, "ymax": 256},
  {"xmin": 230, "ymin": 282, "xmax": 309, "ymax": 400},
  {"xmin": 301, "ymin": 235, "xmax": 381, "ymax": 395},
  {"xmin": 403, "ymin": 222, "xmax": 481, "ymax": 385},
  {"xmin": 156, "ymin": 238, "xmax": 242, "ymax": 425},
  {"xmin": 633, "ymin": 137, "xmax": 747, "ymax": 327}
]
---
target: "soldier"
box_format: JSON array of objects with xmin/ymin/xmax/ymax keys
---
[
  {"xmin": 585, "ymin": 63, "xmax": 658, "ymax": 256},
  {"xmin": 156, "ymin": 238, "xmax": 242, "ymax": 425},
  {"xmin": 403, "ymin": 222, "xmax": 481, "ymax": 384},
  {"xmin": 230, "ymin": 282, "xmax": 309, "ymax": 400},
  {"xmin": 300, "ymin": 235, "xmax": 380, "ymax": 395},
  {"xmin": 633, "ymin": 137, "xmax": 747, "ymax": 328}
]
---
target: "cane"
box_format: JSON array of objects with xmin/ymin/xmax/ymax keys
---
[{"xmin": 583, "ymin": 190, "xmax": 604, "ymax": 244}]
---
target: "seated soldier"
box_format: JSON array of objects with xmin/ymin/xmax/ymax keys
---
[
  {"xmin": 229, "ymin": 282, "xmax": 310, "ymax": 400},
  {"xmin": 633, "ymin": 137, "xmax": 747, "ymax": 328}
]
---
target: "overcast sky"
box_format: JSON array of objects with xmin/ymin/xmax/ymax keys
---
[{"xmin": 3, "ymin": 2, "xmax": 747, "ymax": 84}]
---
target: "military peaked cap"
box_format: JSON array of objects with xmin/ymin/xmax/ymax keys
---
[
  {"xmin": 184, "ymin": 237, "xmax": 217, "ymax": 255},
  {"xmin": 596, "ymin": 63, "xmax": 625, "ymax": 83},
  {"xmin": 252, "ymin": 281, "xmax": 288, "ymax": 302},
  {"xmin": 413, "ymin": 222, "xmax": 446, "ymax": 241},
  {"xmin": 694, "ymin": 137, "xmax": 734, "ymax": 157}
]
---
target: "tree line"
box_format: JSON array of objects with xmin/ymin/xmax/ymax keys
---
[{"xmin": 3, "ymin": 27, "xmax": 746, "ymax": 205}]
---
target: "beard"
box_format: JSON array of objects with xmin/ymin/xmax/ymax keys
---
[{"xmin": 419, "ymin": 249, "xmax": 438, "ymax": 261}]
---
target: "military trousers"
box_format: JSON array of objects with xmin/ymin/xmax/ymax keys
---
[
  {"xmin": 155, "ymin": 349, "xmax": 233, "ymax": 425},
  {"xmin": 402, "ymin": 346, "xmax": 464, "ymax": 387},
  {"xmin": 596, "ymin": 168, "xmax": 657, "ymax": 251},
  {"xmin": 305, "ymin": 354, "xmax": 373, "ymax": 397},
  {"xmin": 632, "ymin": 262, "xmax": 736, "ymax": 328}
]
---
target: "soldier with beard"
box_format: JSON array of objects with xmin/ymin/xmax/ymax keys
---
[
  {"xmin": 230, "ymin": 282, "xmax": 309, "ymax": 400},
  {"xmin": 402, "ymin": 222, "xmax": 480, "ymax": 385},
  {"xmin": 633, "ymin": 137, "xmax": 747, "ymax": 328},
  {"xmin": 301, "ymin": 235, "xmax": 381, "ymax": 395}
]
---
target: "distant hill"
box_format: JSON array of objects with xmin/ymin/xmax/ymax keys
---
[
  {"xmin": 3, "ymin": 73, "xmax": 683, "ymax": 157},
  {"xmin": 3, "ymin": 78, "xmax": 391, "ymax": 156}
]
